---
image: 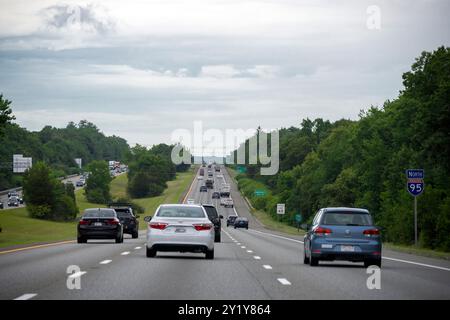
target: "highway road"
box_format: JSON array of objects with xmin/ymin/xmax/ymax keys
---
[
  {"xmin": 0, "ymin": 166, "xmax": 449, "ymax": 300},
  {"xmin": 0, "ymin": 175, "xmax": 84, "ymax": 211}
]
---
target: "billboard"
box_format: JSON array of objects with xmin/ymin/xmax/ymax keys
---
[{"xmin": 13, "ymin": 154, "xmax": 32, "ymax": 173}]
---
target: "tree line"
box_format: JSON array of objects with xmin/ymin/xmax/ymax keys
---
[{"xmin": 232, "ymin": 46, "xmax": 450, "ymax": 251}]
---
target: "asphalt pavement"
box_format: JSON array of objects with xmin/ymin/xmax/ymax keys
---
[{"xmin": 0, "ymin": 166, "xmax": 449, "ymax": 300}]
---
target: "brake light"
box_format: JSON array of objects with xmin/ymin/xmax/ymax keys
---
[
  {"xmin": 107, "ymin": 218, "xmax": 120, "ymax": 225},
  {"xmin": 149, "ymin": 222, "xmax": 168, "ymax": 230},
  {"xmin": 79, "ymin": 219, "xmax": 90, "ymax": 225},
  {"xmin": 193, "ymin": 223, "xmax": 213, "ymax": 231},
  {"xmin": 363, "ymin": 229, "xmax": 380, "ymax": 236},
  {"xmin": 314, "ymin": 227, "xmax": 332, "ymax": 235}
]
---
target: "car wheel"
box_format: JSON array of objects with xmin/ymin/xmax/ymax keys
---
[
  {"xmin": 146, "ymin": 247, "xmax": 157, "ymax": 258},
  {"xmin": 214, "ymin": 233, "xmax": 221, "ymax": 243},
  {"xmin": 132, "ymin": 230, "xmax": 139, "ymax": 239},
  {"xmin": 205, "ymin": 249, "xmax": 214, "ymax": 260},
  {"xmin": 303, "ymin": 247, "xmax": 310, "ymax": 264},
  {"xmin": 77, "ymin": 236, "xmax": 86, "ymax": 244},
  {"xmin": 234, "ymin": 226, "xmax": 237, "ymax": 229},
  {"xmin": 310, "ymin": 256, "xmax": 319, "ymax": 266}
]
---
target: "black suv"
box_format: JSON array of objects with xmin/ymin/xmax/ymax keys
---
[
  {"xmin": 200, "ymin": 185, "xmax": 208, "ymax": 192},
  {"xmin": 203, "ymin": 204, "xmax": 223, "ymax": 242},
  {"xmin": 234, "ymin": 217, "xmax": 249, "ymax": 229},
  {"xmin": 108, "ymin": 203, "xmax": 139, "ymax": 238},
  {"xmin": 227, "ymin": 215, "xmax": 238, "ymax": 227}
]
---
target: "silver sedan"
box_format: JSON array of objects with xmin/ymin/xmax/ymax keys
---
[{"xmin": 145, "ymin": 204, "xmax": 215, "ymax": 259}]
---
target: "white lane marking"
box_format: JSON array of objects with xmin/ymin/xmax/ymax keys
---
[
  {"xmin": 248, "ymin": 229, "xmax": 304, "ymax": 244},
  {"xmin": 100, "ymin": 260, "xmax": 112, "ymax": 265},
  {"xmin": 247, "ymin": 250, "xmax": 253, "ymax": 253},
  {"xmin": 233, "ymin": 207, "xmax": 239, "ymax": 217},
  {"xmin": 263, "ymin": 265, "xmax": 273, "ymax": 270},
  {"xmin": 254, "ymin": 256, "xmax": 261, "ymax": 260},
  {"xmin": 249, "ymin": 229, "xmax": 450, "ymax": 272},
  {"xmin": 236, "ymin": 243, "xmax": 241, "ymax": 246},
  {"xmin": 241, "ymin": 246, "xmax": 246, "ymax": 249},
  {"xmin": 14, "ymin": 293, "xmax": 37, "ymax": 300},
  {"xmin": 383, "ymin": 257, "xmax": 450, "ymax": 272},
  {"xmin": 68, "ymin": 271, "xmax": 87, "ymax": 279},
  {"xmin": 134, "ymin": 246, "xmax": 142, "ymax": 250},
  {"xmin": 278, "ymin": 278, "xmax": 291, "ymax": 285},
  {"xmin": 121, "ymin": 251, "xmax": 130, "ymax": 256}
]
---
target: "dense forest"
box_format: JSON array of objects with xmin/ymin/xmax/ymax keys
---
[
  {"xmin": 232, "ymin": 46, "xmax": 450, "ymax": 251},
  {"xmin": 0, "ymin": 115, "xmax": 130, "ymax": 190}
]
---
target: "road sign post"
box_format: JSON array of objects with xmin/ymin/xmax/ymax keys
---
[{"xmin": 406, "ymin": 169, "xmax": 424, "ymax": 246}]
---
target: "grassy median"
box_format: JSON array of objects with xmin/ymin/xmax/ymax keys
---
[{"xmin": 0, "ymin": 167, "xmax": 196, "ymax": 249}]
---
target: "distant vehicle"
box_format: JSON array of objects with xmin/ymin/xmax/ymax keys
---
[
  {"xmin": 205, "ymin": 179, "xmax": 214, "ymax": 189},
  {"xmin": 234, "ymin": 217, "xmax": 249, "ymax": 229},
  {"xmin": 8, "ymin": 191, "xmax": 19, "ymax": 198},
  {"xmin": 224, "ymin": 198, "xmax": 234, "ymax": 208},
  {"xmin": 208, "ymin": 164, "xmax": 212, "ymax": 168},
  {"xmin": 216, "ymin": 174, "xmax": 223, "ymax": 179},
  {"xmin": 212, "ymin": 192, "xmax": 220, "ymax": 199},
  {"xmin": 145, "ymin": 204, "xmax": 215, "ymax": 259},
  {"xmin": 303, "ymin": 207, "xmax": 382, "ymax": 268},
  {"xmin": 202, "ymin": 204, "xmax": 223, "ymax": 242},
  {"xmin": 215, "ymin": 167, "xmax": 220, "ymax": 172},
  {"xmin": 76, "ymin": 180, "xmax": 85, "ymax": 187},
  {"xmin": 200, "ymin": 185, "xmax": 208, "ymax": 192},
  {"xmin": 108, "ymin": 203, "xmax": 139, "ymax": 238},
  {"xmin": 197, "ymin": 176, "xmax": 204, "ymax": 180},
  {"xmin": 207, "ymin": 171, "xmax": 213, "ymax": 177},
  {"xmin": 0, "ymin": 201, "xmax": 4, "ymax": 209},
  {"xmin": 226, "ymin": 215, "xmax": 238, "ymax": 227},
  {"xmin": 199, "ymin": 168, "xmax": 205, "ymax": 176},
  {"xmin": 77, "ymin": 208, "xmax": 124, "ymax": 243},
  {"xmin": 8, "ymin": 196, "xmax": 20, "ymax": 207},
  {"xmin": 220, "ymin": 186, "xmax": 231, "ymax": 197},
  {"xmin": 187, "ymin": 199, "xmax": 195, "ymax": 205}
]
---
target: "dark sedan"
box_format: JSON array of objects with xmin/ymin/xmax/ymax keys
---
[
  {"xmin": 212, "ymin": 192, "xmax": 220, "ymax": 199},
  {"xmin": 234, "ymin": 217, "xmax": 249, "ymax": 229},
  {"xmin": 200, "ymin": 185, "xmax": 208, "ymax": 192},
  {"xmin": 77, "ymin": 208, "xmax": 124, "ymax": 243}
]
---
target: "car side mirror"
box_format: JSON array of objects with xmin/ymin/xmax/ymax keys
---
[{"xmin": 144, "ymin": 216, "xmax": 152, "ymax": 222}]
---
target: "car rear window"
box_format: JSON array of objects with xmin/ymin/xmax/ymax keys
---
[
  {"xmin": 157, "ymin": 206, "xmax": 206, "ymax": 218},
  {"xmin": 203, "ymin": 206, "xmax": 218, "ymax": 220},
  {"xmin": 321, "ymin": 212, "xmax": 372, "ymax": 226},
  {"xmin": 114, "ymin": 209, "xmax": 132, "ymax": 217},
  {"xmin": 83, "ymin": 209, "xmax": 116, "ymax": 218}
]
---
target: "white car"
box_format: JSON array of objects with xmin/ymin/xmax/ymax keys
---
[
  {"xmin": 216, "ymin": 174, "xmax": 223, "ymax": 179},
  {"xmin": 197, "ymin": 176, "xmax": 204, "ymax": 180},
  {"xmin": 145, "ymin": 204, "xmax": 215, "ymax": 259}
]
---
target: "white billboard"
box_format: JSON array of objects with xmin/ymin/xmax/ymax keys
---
[{"xmin": 13, "ymin": 154, "xmax": 32, "ymax": 173}]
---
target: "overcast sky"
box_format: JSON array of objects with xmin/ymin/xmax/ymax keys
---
[{"xmin": 0, "ymin": 0, "xmax": 449, "ymax": 155}]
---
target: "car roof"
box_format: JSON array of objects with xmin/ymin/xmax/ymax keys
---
[
  {"xmin": 323, "ymin": 207, "xmax": 369, "ymax": 214},
  {"xmin": 160, "ymin": 204, "xmax": 203, "ymax": 208}
]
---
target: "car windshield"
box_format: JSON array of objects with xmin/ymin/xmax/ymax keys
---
[
  {"xmin": 83, "ymin": 209, "xmax": 116, "ymax": 218},
  {"xmin": 203, "ymin": 206, "xmax": 218, "ymax": 220},
  {"xmin": 157, "ymin": 206, "xmax": 205, "ymax": 218},
  {"xmin": 322, "ymin": 212, "xmax": 372, "ymax": 226}
]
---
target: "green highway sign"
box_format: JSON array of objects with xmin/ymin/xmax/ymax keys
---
[
  {"xmin": 254, "ymin": 189, "xmax": 266, "ymax": 197},
  {"xmin": 295, "ymin": 214, "xmax": 302, "ymax": 223}
]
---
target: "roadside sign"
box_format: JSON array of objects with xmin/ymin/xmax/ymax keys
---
[
  {"xmin": 13, "ymin": 154, "xmax": 32, "ymax": 173},
  {"xmin": 406, "ymin": 169, "xmax": 424, "ymax": 197},
  {"xmin": 237, "ymin": 166, "xmax": 247, "ymax": 173},
  {"xmin": 277, "ymin": 203, "xmax": 285, "ymax": 215},
  {"xmin": 254, "ymin": 189, "xmax": 266, "ymax": 197},
  {"xmin": 295, "ymin": 214, "xmax": 302, "ymax": 223},
  {"xmin": 406, "ymin": 169, "xmax": 424, "ymax": 246}
]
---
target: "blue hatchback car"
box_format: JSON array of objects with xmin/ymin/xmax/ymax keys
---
[{"xmin": 303, "ymin": 207, "xmax": 382, "ymax": 268}]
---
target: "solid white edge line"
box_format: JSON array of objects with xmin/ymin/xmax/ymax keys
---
[
  {"xmin": 278, "ymin": 278, "xmax": 291, "ymax": 285},
  {"xmin": 249, "ymin": 229, "xmax": 450, "ymax": 272},
  {"xmin": 100, "ymin": 260, "xmax": 112, "ymax": 265},
  {"xmin": 14, "ymin": 293, "xmax": 37, "ymax": 300}
]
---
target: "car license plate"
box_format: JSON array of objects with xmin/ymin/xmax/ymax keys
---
[
  {"xmin": 341, "ymin": 245, "xmax": 355, "ymax": 252},
  {"xmin": 94, "ymin": 222, "xmax": 102, "ymax": 226},
  {"xmin": 175, "ymin": 228, "xmax": 186, "ymax": 233}
]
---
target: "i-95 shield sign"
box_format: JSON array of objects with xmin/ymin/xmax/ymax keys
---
[{"xmin": 406, "ymin": 169, "xmax": 424, "ymax": 197}]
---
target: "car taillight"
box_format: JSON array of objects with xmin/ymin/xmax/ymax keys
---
[
  {"xmin": 193, "ymin": 223, "xmax": 213, "ymax": 231},
  {"xmin": 314, "ymin": 227, "xmax": 332, "ymax": 235},
  {"xmin": 363, "ymin": 229, "xmax": 380, "ymax": 236},
  {"xmin": 149, "ymin": 222, "xmax": 168, "ymax": 230},
  {"xmin": 107, "ymin": 218, "xmax": 120, "ymax": 225},
  {"xmin": 79, "ymin": 220, "xmax": 90, "ymax": 225}
]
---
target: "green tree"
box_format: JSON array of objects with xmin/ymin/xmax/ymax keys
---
[
  {"xmin": 0, "ymin": 94, "xmax": 15, "ymax": 137},
  {"xmin": 85, "ymin": 160, "xmax": 112, "ymax": 204}
]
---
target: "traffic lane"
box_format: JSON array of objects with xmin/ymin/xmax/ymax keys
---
[
  {"xmin": 0, "ymin": 234, "xmax": 146, "ymax": 300},
  {"xmin": 226, "ymin": 227, "xmax": 450, "ymax": 299},
  {"xmin": 34, "ymin": 233, "xmax": 272, "ymax": 300}
]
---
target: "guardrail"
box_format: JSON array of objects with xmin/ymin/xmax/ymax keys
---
[{"xmin": 0, "ymin": 174, "xmax": 80, "ymax": 197}]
